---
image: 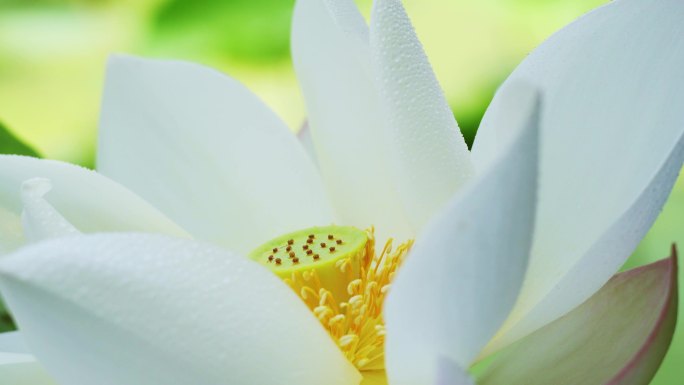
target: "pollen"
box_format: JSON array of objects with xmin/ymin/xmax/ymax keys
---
[{"xmin": 249, "ymin": 225, "xmax": 412, "ymax": 371}]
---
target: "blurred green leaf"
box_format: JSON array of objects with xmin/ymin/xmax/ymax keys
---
[
  {"xmin": 0, "ymin": 301, "xmax": 15, "ymax": 332},
  {"xmin": 0, "ymin": 0, "xmax": 56, "ymax": 10},
  {"xmin": 0, "ymin": 121, "xmax": 40, "ymax": 157},
  {"xmin": 455, "ymin": 105, "xmax": 486, "ymax": 150},
  {"xmin": 152, "ymin": 0, "xmax": 294, "ymax": 63},
  {"xmin": 452, "ymin": 77, "xmax": 503, "ymax": 149}
]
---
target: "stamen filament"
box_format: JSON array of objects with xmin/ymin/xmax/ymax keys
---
[{"xmin": 284, "ymin": 228, "xmax": 413, "ymax": 370}]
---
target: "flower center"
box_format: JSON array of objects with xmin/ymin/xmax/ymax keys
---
[{"xmin": 249, "ymin": 225, "xmax": 413, "ymax": 370}]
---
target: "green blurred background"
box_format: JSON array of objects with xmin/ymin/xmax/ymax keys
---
[{"xmin": 0, "ymin": 0, "xmax": 681, "ymax": 383}]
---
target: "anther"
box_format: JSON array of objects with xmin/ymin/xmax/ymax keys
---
[{"xmin": 248, "ymin": 226, "xmax": 405, "ymax": 372}]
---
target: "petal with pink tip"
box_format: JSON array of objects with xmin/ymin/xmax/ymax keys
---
[{"xmin": 477, "ymin": 248, "xmax": 678, "ymax": 385}]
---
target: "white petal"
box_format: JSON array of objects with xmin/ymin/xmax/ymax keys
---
[
  {"xmin": 485, "ymin": 131, "xmax": 684, "ymax": 354},
  {"xmin": 434, "ymin": 358, "xmax": 475, "ymax": 385},
  {"xmin": 292, "ymin": 0, "xmax": 412, "ymax": 240},
  {"xmin": 369, "ymin": 0, "xmax": 474, "ymax": 231},
  {"xmin": 98, "ymin": 55, "xmax": 332, "ymax": 253},
  {"xmin": 0, "ymin": 156, "xmax": 188, "ymax": 243},
  {"xmin": 0, "ymin": 207, "xmax": 23, "ymax": 255},
  {"xmin": 0, "ymin": 332, "xmax": 28, "ymax": 353},
  {"xmin": 0, "ymin": 332, "xmax": 57, "ymax": 385},
  {"xmin": 0, "ymin": 234, "xmax": 360, "ymax": 385},
  {"xmin": 297, "ymin": 121, "xmax": 319, "ymax": 168},
  {"xmin": 385, "ymin": 83, "xmax": 539, "ymax": 384},
  {"xmin": 21, "ymin": 178, "xmax": 79, "ymax": 243},
  {"xmin": 472, "ymin": 0, "xmax": 684, "ymax": 351}
]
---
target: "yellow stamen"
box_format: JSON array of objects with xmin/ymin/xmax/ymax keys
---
[{"xmin": 251, "ymin": 226, "xmax": 412, "ymax": 370}]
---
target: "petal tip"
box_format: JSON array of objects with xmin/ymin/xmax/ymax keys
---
[
  {"xmin": 20, "ymin": 178, "xmax": 52, "ymax": 200},
  {"xmin": 607, "ymin": 245, "xmax": 678, "ymax": 384}
]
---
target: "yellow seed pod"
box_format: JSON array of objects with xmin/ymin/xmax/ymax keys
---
[{"xmin": 249, "ymin": 225, "xmax": 368, "ymax": 302}]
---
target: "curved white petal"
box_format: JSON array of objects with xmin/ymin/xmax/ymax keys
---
[
  {"xmin": 98, "ymin": 55, "xmax": 332, "ymax": 253},
  {"xmin": 485, "ymin": 131, "xmax": 684, "ymax": 354},
  {"xmin": 292, "ymin": 0, "xmax": 473, "ymax": 239},
  {"xmin": 385, "ymin": 83, "xmax": 539, "ymax": 385},
  {"xmin": 472, "ymin": 0, "xmax": 684, "ymax": 350},
  {"xmin": 0, "ymin": 332, "xmax": 57, "ymax": 385},
  {"xmin": 292, "ymin": 0, "xmax": 412, "ymax": 240},
  {"xmin": 21, "ymin": 178, "xmax": 79, "ymax": 243},
  {"xmin": 0, "ymin": 234, "xmax": 360, "ymax": 385},
  {"xmin": 369, "ymin": 0, "xmax": 474, "ymax": 231},
  {"xmin": 0, "ymin": 156, "xmax": 188, "ymax": 245}
]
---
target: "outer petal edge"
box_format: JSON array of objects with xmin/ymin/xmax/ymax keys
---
[
  {"xmin": 607, "ymin": 245, "xmax": 678, "ymax": 385},
  {"xmin": 477, "ymin": 247, "xmax": 678, "ymax": 385}
]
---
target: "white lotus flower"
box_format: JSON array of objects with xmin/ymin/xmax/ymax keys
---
[{"xmin": 0, "ymin": 0, "xmax": 683, "ymax": 384}]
